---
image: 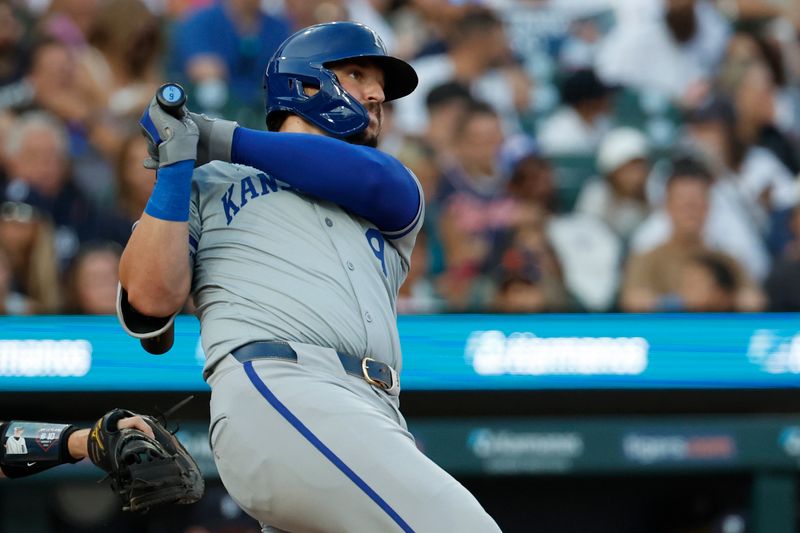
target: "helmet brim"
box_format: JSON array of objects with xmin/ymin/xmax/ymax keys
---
[{"xmin": 324, "ymin": 55, "xmax": 418, "ymax": 102}]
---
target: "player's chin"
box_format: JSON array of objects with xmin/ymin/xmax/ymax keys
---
[
  {"xmin": 362, "ymin": 133, "xmax": 380, "ymax": 148},
  {"xmin": 345, "ymin": 129, "xmax": 380, "ymax": 148}
]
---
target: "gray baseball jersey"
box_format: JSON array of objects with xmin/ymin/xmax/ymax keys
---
[
  {"xmin": 120, "ymin": 159, "xmax": 500, "ymax": 532},
  {"xmin": 188, "ymin": 160, "xmax": 419, "ymax": 377}
]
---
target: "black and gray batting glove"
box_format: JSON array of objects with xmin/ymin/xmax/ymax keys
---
[
  {"xmin": 139, "ymin": 96, "xmax": 199, "ymax": 169},
  {"xmin": 142, "ymin": 110, "xmax": 237, "ymax": 169}
]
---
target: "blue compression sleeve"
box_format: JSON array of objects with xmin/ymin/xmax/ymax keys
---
[
  {"xmin": 144, "ymin": 160, "xmax": 194, "ymax": 222},
  {"xmin": 231, "ymin": 128, "xmax": 420, "ymax": 233}
]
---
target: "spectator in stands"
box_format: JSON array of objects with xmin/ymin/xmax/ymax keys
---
[
  {"xmin": 719, "ymin": 46, "xmax": 800, "ymax": 171},
  {"xmin": 682, "ymin": 75, "xmax": 799, "ymax": 252},
  {"xmin": 85, "ymin": 0, "xmax": 163, "ymax": 121},
  {"xmin": 39, "ymin": 0, "xmax": 99, "ymax": 49},
  {"xmin": 499, "ymin": 134, "xmax": 621, "ymax": 311},
  {"xmin": 559, "ymin": 10, "xmax": 606, "ymax": 71},
  {"xmin": 491, "ymin": 247, "xmax": 548, "ymax": 313},
  {"xmin": 595, "ymin": 0, "xmax": 731, "ymax": 103},
  {"xmin": 25, "ymin": 38, "xmax": 94, "ymax": 131},
  {"xmin": 621, "ymin": 160, "xmax": 764, "ymax": 312},
  {"xmin": 168, "ymin": 0, "xmax": 291, "ymax": 116},
  {"xmin": 422, "ymin": 81, "xmax": 475, "ymax": 164},
  {"xmin": 21, "ymin": 37, "xmax": 124, "ymax": 205},
  {"xmin": 677, "ymin": 251, "xmax": 740, "ymax": 312},
  {"xmin": 0, "ymin": 245, "xmax": 30, "ymax": 315},
  {"xmin": 282, "ymin": 0, "xmax": 347, "ymax": 32},
  {"xmin": 434, "ymin": 102, "xmax": 516, "ymax": 311},
  {"xmin": 393, "ymin": 8, "xmax": 530, "ymax": 136},
  {"xmin": 0, "ymin": 180, "xmax": 60, "ymax": 313},
  {"xmin": 0, "ymin": 1, "xmax": 32, "ymax": 87},
  {"xmin": 765, "ymin": 205, "xmax": 800, "ymax": 310},
  {"xmin": 36, "ymin": 0, "xmax": 161, "ymax": 199},
  {"xmin": 504, "ymin": 140, "xmax": 558, "ymax": 215},
  {"xmin": 3, "ymin": 111, "xmax": 130, "ymax": 271},
  {"xmin": 536, "ymin": 68, "xmax": 615, "ymax": 155},
  {"xmin": 63, "ymin": 241, "xmax": 121, "ymax": 314},
  {"xmin": 491, "ymin": 221, "xmax": 574, "ymax": 313},
  {"xmin": 722, "ymin": 29, "xmax": 800, "ymax": 171},
  {"xmin": 634, "ymin": 107, "xmax": 772, "ymax": 282},
  {"xmin": 115, "ymin": 132, "xmax": 154, "ymax": 224},
  {"xmin": 713, "ymin": 0, "xmax": 800, "ymax": 27},
  {"xmin": 575, "ymin": 127, "xmax": 651, "ymax": 243}
]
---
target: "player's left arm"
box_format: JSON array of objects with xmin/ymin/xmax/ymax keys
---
[
  {"xmin": 0, "ymin": 417, "xmax": 153, "ymax": 479},
  {"xmin": 232, "ymin": 128, "xmax": 422, "ymax": 233}
]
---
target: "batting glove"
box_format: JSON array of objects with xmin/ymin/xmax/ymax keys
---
[
  {"xmin": 188, "ymin": 111, "xmax": 238, "ymax": 166},
  {"xmin": 139, "ymin": 97, "xmax": 199, "ymax": 169}
]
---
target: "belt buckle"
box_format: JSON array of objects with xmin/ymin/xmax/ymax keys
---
[{"xmin": 361, "ymin": 357, "xmax": 400, "ymax": 397}]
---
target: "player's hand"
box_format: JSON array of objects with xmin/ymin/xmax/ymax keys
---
[
  {"xmin": 67, "ymin": 415, "xmax": 156, "ymax": 461},
  {"xmin": 118, "ymin": 415, "xmax": 156, "ymax": 439},
  {"xmin": 139, "ymin": 96, "xmax": 199, "ymax": 168},
  {"xmin": 87, "ymin": 408, "xmax": 204, "ymax": 513},
  {"xmin": 188, "ymin": 111, "xmax": 238, "ymax": 166},
  {"xmin": 142, "ymin": 110, "xmax": 238, "ymax": 169}
]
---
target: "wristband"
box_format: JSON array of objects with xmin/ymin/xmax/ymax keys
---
[
  {"xmin": 0, "ymin": 421, "xmax": 79, "ymax": 478},
  {"xmin": 144, "ymin": 160, "xmax": 194, "ymax": 222}
]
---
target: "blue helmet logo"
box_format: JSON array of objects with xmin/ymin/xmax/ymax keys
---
[{"xmin": 264, "ymin": 22, "xmax": 418, "ymax": 137}]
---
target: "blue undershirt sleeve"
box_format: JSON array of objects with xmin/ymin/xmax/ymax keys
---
[{"xmin": 231, "ymin": 128, "xmax": 420, "ymax": 233}]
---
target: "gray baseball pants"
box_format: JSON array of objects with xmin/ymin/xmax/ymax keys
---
[{"xmin": 207, "ymin": 341, "xmax": 501, "ymax": 533}]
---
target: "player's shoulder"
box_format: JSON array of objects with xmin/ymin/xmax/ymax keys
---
[{"xmin": 192, "ymin": 161, "xmax": 262, "ymax": 185}]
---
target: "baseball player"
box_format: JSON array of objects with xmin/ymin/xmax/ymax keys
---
[
  {"xmin": 0, "ymin": 415, "xmax": 153, "ymax": 479},
  {"xmin": 119, "ymin": 21, "xmax": 501, "ymax": 533}
]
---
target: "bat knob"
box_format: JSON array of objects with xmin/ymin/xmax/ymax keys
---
[{"xmin": 156, "ymin": 83, "xmax": 187, "ymax": 117}]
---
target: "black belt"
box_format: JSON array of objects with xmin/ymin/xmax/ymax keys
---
[{"xmin": 231, "ymin": 341, "xmax": 399, "ymax": 396}]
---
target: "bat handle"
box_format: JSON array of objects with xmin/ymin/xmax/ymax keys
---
[{"xmin": 156, "ymin": 83, "xmax": 187, "ymax": 118}]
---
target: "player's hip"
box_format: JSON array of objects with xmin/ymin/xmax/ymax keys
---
[
  {"xmin": 210, "ymin": 339, "xmax": 401, "ymax": 397},
  {"xmin": 208, "ymin": 345, "xmax": 405, "ymax": 426}
]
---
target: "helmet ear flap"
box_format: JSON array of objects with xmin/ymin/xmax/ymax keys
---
[
  {"xmin": 287, "ymin": 77, "xmax": 314, "ymax": 97},
  {"xmin": 301, "ymin": 68, "xmax": 370, "ymax": 136},
  {"xmin": 267, "ymin": 66, "xmax": 369, "ymax": 136},
  {"xmin": 265, "ymin": 75, "xmax": 313, "ymax": 131}
]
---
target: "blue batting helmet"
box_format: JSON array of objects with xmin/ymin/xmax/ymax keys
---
[{"xmin": 264, "ymin": 21, "xmax": 418, "ymax": 137}]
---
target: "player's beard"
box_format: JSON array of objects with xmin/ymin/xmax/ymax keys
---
[{"xmin": 345, "ymin": 104, "xmax": 381, "ymax": 148}]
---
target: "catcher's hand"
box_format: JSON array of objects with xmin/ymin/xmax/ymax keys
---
[{"xmin": 88, "ymin": 408, "xmax": 205, "ymax": 512}]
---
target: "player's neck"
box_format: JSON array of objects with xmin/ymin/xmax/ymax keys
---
[{"xmin": 280, "ymin": 116, "xmax": 325, "ymax": 136}]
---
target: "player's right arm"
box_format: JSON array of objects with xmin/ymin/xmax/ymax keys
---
[
  {"xmin": 119, "ymin": 99, "xmax": 199, "ymax": 318},
  {"xmin": 120, "ymin": 214, "xmax": 191, "ymax": 317}
]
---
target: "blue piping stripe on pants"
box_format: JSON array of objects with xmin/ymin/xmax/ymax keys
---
[{"xmin": 243, "ymin": 361, "xmax": 415, "ymax": 533}]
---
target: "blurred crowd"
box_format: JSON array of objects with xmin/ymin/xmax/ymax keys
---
[{"xmin": 2, "ymin": 0, "xmax": 800, "ymax": 316}]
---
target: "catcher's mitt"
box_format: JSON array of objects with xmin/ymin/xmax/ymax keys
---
[{"xmin": 87, "ymin": 407, "xmax": 204, "ymax": 512}]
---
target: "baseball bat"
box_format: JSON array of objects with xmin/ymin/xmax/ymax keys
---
[
  {"xmin": 155, "ymin": 83, "xmax": 187, "ymax": 117},
  {"xmin": 140, "ymin": 325, "xmax": 175, "ymax": 355}
]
